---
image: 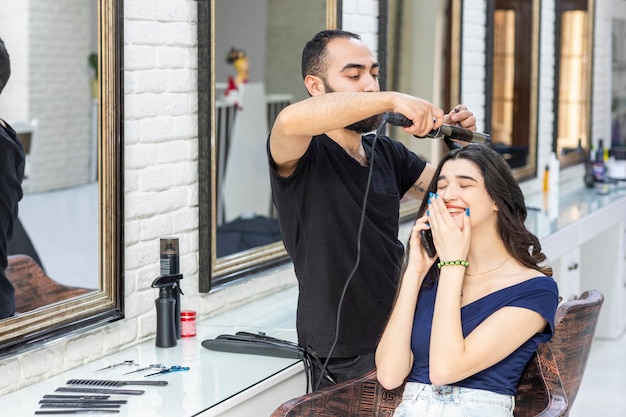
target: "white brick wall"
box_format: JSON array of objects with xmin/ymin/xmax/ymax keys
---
[
  {"xmin": 343, "ymin": 0, "xmax": 379, "ymax": 53},
  {"xmin": 0, "ymin": 0, "xmax": 617, "ymax": 396},
  {"xmin": 462, "ymin": 0, "xmax": 488, "ymax": 128},
  {"xmin": 121, "ymin": 0, "xmax": 199, "ymax": 360}
]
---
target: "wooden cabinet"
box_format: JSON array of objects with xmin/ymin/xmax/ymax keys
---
[{"xmin": 551, "ymin": 247, "xmax": 581, "ymax": 303}]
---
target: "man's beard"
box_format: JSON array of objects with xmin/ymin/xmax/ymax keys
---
[
  {"xmin": 323, "ymin": 82, "xmax": 383, "ymax": 133},
  {"xmin": 345, "ymin": 114, "xmax": 382, "ymax": 133}
]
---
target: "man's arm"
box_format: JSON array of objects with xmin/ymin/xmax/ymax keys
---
[
  {"xmin": 405, "ymin": 163, "xmax": 437, "ymax": 201},
  {"xmin": 269, "ymin": 91, "xmax": 444, "ymax": 177}
]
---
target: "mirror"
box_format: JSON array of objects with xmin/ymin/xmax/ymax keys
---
[
  {"xmin": 485, "ymin": 0, "xmax": 540, "ymax": 180},
  {"xmin": 613, "ymin": 16, "xmax": 626, "ymax": 149},
  {"xmin": 198, "ymin": 0, "xmax": 340, "ymax": 291},
  {"xmin": 554, "ymin": 0, "xmax": 594, "ymax": 166},
  {"xmin": 383, "ymin": 0, "xmax": 462, "ymax": 217},
  {"xmin": 0, "ymin": 0, "xmax": 123, "ymax": 356}
]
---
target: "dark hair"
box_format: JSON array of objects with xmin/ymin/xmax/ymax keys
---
[
  {"xmin": 407, "ymin": 144, "xmax": 552, "ymax": 287},
  {"xmin": 0, "ymin": 37, "xmax": 10, "ymax": 95},
  {"xmin": 226, "ymin": 47, "xmax": 246, "ymax": 65},
  {"xmin": 301, "ymin": 29, "xmax": 361, "ymax": 80}
]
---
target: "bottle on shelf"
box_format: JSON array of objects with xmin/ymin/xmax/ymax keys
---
[
  {"xmin": 592, "ymin": 139, "xmax": 610, "ymax": 194},
  {"xmin": 591, "ymin": 139, "xmax": 606, "ymax": 182}
]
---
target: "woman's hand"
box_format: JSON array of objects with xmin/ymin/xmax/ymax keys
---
[{"xmin": 426, "ymin": 192, "xmax": 471, "ymax": 263}]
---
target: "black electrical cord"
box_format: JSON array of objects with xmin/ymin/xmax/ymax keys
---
[{"xmin": 314, "ymin": 114, "xmax": 392, "ymax": 391}]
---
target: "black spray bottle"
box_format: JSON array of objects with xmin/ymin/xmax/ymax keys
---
[
  {"xmin": 151, "ymin": 273, "xmax": 183, "ymax": 348},
  {"xmin": 160, "ymin": 238, "xmax": 183, "ymax": 339}
]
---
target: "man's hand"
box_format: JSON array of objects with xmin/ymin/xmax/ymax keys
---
[{"xmin": 444, "ymin": 104, "xmax": 476, "ymax": 132}]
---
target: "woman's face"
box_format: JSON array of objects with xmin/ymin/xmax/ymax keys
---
[{"xmin": 435, "ymin": 158, "xmax": 498, "ymax": 231}]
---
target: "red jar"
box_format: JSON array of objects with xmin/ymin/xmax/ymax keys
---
[{"xmin": 180, "ymin": 310, "xmax": 197, "ymax": 337}]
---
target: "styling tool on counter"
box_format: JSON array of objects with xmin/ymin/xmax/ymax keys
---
[
  {"xmin": 39, "ymin": 403, "xmax": 121, "ymax": 409},
  {"xmin": 55, "ymin": 387, "xmax": 146, "ymax": 395},
  {"xmin": 151, "ymin": 273, "xmax": 183, "ymax": 348},
  {"xmin": 201, "ymin": 331, "xmax": 331, "ymax": 392},
  {"xmin": 40, "ymin": 399, "xmax": 127, "ymax": 405},
  {"xmin": 123, "ymin": 363, "xmax": 165, "ymax": 375},
  {"xmin": 43, "ymin": 395, "xmax": 111, "ymax": 400},
  {"xmin": 66, "ymin": 379, "xmax": 168, "ymax": 387},
  {"xmin": 144, "ymin": 365, "xmax": 190, "ymax": 377},
  {"xmin": 201, "ymin": 331, "xmax": 303, "ymax": 359},
  {"xmin": 35, "ymin": 410, "xmax": 120, "ymax": 415},
  {"xmin": 94, "ymin": 360, "xmax": 137, "ymax": 372}
]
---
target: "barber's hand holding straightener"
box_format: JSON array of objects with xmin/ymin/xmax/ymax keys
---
[{"xmin": 384, "ymin": 103, "xmax": 488, "ymax": 144}]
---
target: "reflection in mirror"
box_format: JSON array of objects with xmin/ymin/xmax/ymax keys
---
[
  {"xmin": 384, "ymin": 0, "xmax": 462, "ymax": 207},
  {"xmin": 0, "ymin": 0, "xmax": 122, "ymax": 356},
  {"xmin": 198, "ymin": 0, "xmax": 339, "ymax": 291},
  {"xmin": 554, "ymin": 0, "xmax": 594, "ymax": 167},
  {"xmin": 486, "ymin": 0, "xmax": 539, "ymax": 179},
  {"xmin": 613, "ymin": 17, "xmax": 626, "ymax": 150}
]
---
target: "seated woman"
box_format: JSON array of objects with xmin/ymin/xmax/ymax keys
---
[{"xmin": 375, "ymin": 144, "xmax": 558, "ymax": 417}]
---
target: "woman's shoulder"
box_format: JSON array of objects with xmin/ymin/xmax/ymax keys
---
[
  {"xmin": 506, "ymin": 275, "xmax": 558, "ymax": 297},
  {"xmin": 478, "ymin": 276, "xmax": 558, "ymax": 307},
  {"xmin": 519, "ymin": 274, "xmax": 558, "ymax": 290}
]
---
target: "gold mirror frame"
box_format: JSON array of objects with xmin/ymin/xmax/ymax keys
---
[
  {"xmin": 198, "ymin": 0, "xmax": 340, "ymax": 292},
  {"xmin": 0, "ymin": 0, "xmax": 123, "ymax": 357}
]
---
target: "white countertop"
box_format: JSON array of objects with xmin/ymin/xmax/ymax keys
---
[
  {"xmin": 525, "ymin": 179, "xmax": 626, "ymax": 235},
  {"xmin": 0, "ymin": 286, "xmax": 303, "ymax": 416},
  {"xmin": 3, "ymin": 179, "xmax": 626, "ymax": 417}
]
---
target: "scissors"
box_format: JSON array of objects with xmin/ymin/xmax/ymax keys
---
[
  {"xmin": 94, "ymin": 360, "xmax": 137, "ymax": 372},
  {"xmin": 123, "ymin": 363, "xmax": 166, "ymax": 375},
  {"xmin": 144, "ymin": 366, "xmax": 190, "ymax": 377}
]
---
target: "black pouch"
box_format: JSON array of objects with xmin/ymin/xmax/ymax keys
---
[
  {"xmin": 201, "ymin": 331, "xmax": 333, "ymax": 392},
  {"xmin": 201, "ymin": 331, "xmax": 304, "ymax": 359}
]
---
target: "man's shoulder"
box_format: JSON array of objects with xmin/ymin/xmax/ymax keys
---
[{"xmin": 0, "ymin": 120, "xmax": 25, "ymax": 158}]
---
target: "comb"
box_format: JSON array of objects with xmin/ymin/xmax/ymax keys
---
[
  {"xmin": 66, "ymin": 379, "xmax": 168, "ymax": 387},
  {"xmin": 40, "ymin": 403, "xmax": 121, "ymax": 409},
  {"xmin": 35, "ymin": 410, "xmax": 120, "ymax": 415},
  {"xmin": 56, "ymin": 387, "xmax": 145, "ymax": 395}
]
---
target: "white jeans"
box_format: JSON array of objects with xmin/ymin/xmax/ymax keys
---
[{"xmin": 393, "ymin": 382, "xmax": 514, "ymax": 417}]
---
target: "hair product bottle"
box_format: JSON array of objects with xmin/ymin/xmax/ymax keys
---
[{"xmin": 160, "ymin": 238, "xmax": 182, "ymax": 338}]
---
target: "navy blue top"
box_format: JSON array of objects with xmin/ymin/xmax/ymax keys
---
[{"xmin": 408, "ymin": 276, "xmax": 559, "ymax": 395}]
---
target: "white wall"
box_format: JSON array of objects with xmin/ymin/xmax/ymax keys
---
[
  {"xmin": 0, "ymin": 0, "xmax": 617, "ymax": 395},
  {"xmin": 0, "ymin": 0, "xmax": 96, "ymax": 192},
  {"xmin": 0, "ymin": 1, "xmax": 29, "ymax": 122}
]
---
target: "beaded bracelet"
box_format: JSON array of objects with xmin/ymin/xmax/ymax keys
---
[{"xmin": 437, "ymin": 260, "xmax": 469, "ymax": 269}]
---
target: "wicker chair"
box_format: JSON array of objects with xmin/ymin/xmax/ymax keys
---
[
  {"xmin": 271, "ymin": 290, "xmax": 603, "ymax": 417},
  {"xmin": 544, "ymin": 290, "xmax": 604, "ymax": 415},
  {"xmin": 5, "ymin": 254, "xmax": 93, "ymax": 313}
]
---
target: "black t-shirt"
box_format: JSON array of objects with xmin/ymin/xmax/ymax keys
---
[
  {"xmin": 0, "ymin": 121, "xmax": 25, "ymax": 318},
  {"xmin": 268, "ymin": 133, "xmax": 426, "ymax": 357}
]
